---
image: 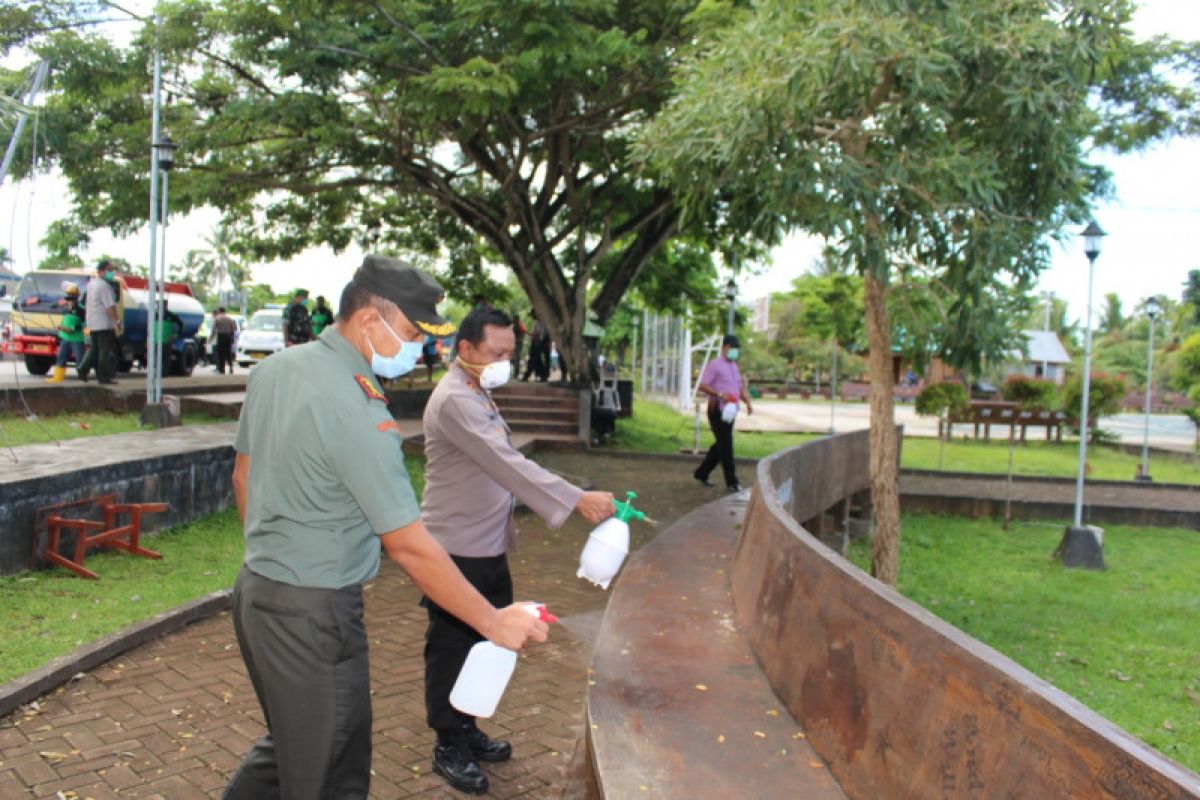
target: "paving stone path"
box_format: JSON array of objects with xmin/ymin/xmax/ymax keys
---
[
  {"xmin": 0, "ymin": 450, "xmax": 720, "ymax": 799},
  {"xmin": 2, "ymin": 441, "xmax": 1188, "ymax": 799}
]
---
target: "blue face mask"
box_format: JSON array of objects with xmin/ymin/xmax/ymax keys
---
[
  {"xmin": 726, "ymin": 347, "xmax": 740, "ymax": 361},
  {"xmin": 367, "ymin": 316, "xmax": 422, "ymax": 379}
]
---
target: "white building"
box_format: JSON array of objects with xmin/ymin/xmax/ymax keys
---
[{"xmin": 1011, "ymin": 330, "xmax": 1071, "ymax": 385}]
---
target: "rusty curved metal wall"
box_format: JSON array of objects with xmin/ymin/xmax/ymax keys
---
[{"xmin": 731, "ymin": 431, "xmax": 1200, "ymax": 799}]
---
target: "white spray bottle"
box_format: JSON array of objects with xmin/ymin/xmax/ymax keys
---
[
  {"xmin": 449, "ymin": 603, "xmax": 557, "ymax": 718},
  {"xmin": 577, "ymin": 491, "xmax": 646, "ymax": 590}
]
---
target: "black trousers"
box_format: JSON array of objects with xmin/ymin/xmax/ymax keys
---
[
  {"xmin": 696, "ymin": 403, "xmax": 738, "ymax": 488},
  {"xmin": 77, "ymin": 328, "xmax": 118, "ymax": 382},
  {"xmin": 522, "ymin": 342, "xmax": 543, "ymax": 380},
  {"xmin": 224, "ymin": 567, "xmax": 372, "ymax": 800},
  {"xmin": 215, "ymin": 333, "xmax": 234, "ymax": 373},
  {"xmin": 423, "ymin": 554, "xmax": 513, "ymax": 737}
]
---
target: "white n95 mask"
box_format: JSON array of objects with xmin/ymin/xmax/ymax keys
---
[{"xmin": 479, "ymin": 359, "xmax": 512, "ymax": 390}]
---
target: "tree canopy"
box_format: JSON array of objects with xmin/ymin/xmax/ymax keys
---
[
  {"xmin": 3, "ymin": 0, "xmax": 740, "ymax": 381},
  {"xmin": 637, "ymin": 0, "xmax": 1199, "ymax": 583}
]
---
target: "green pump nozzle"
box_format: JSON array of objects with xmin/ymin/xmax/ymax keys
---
[{"xmin": 612, "ymin": 491, "xmax": 646, "ymax": 523}]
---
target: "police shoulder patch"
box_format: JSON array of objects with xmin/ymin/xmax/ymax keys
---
[{"xmin": 355, "ymin": 374, "xmax": 387, "ymax": 402}]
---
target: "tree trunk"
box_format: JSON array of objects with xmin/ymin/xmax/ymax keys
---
[{"xmin": 865, "ymin": 272, "xmax": 902, "ymax": 586}]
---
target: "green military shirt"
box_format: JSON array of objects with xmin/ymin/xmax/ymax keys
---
[{"xmin": 234, "ymin": 326, "xmax": 420, "ymax": 589}]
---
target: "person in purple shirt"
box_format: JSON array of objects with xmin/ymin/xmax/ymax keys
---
[{"xmin": 694, "ymin": 334, "xmax": 754, "ymax": 492}]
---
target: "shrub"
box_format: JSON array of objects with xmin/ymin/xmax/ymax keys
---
[
  {"xmin": 915, "ymin": 381, "xmax": 970, "ymax": 418},
  {"xmin": 1001, "ymin": 375, "xmax": 1060, "ymax": 411},
  {"xmin": 1063, "ymin": 372, "xmax": 1128, "ymax": 442}
]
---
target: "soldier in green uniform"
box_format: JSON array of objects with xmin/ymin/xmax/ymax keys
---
[
  {"xmin": 282, "ymin": 287, "xmax": 313, "ymax": 345},
  {"xmin": 310, "ymin": 294, "xmax": 334, "ymax": 336},
  {"xmin": 223, "ymin": 255, "xmax": 548, "ymax": 800},
  {"xmin": 44, "ymin": 283, "xmax": 85, "ymax": 383}
]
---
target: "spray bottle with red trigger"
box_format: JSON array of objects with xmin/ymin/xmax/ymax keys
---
[{"xmin": 449, "ymin": 603, "xmax": 557, "ymax": 718}]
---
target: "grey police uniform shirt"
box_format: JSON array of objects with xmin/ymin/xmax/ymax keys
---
[
  {"xmin": 234, "ymin": 327, "xmax": 421, "ymax": 589},
  {"xmin": 421, "ymin": 364, "xmax": 584, "ymax": 557}
]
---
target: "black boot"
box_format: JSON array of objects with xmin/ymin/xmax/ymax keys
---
[
  {"xmin": 432, "ymin": 739, "xmax": 488, "ymax": 795},
  {"xmin": 466, "ymin": 726, "xmax": 512, "ymax": 763}
]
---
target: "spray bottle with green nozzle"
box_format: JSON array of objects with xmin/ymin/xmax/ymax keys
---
[{"xmin": 578, "ymin": 491, "xmax": 645, "ymax": 589}]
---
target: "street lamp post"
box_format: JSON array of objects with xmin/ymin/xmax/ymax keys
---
[
  {"xmin": 145, "ymin": 40, "xmax": 163, "ymax": 407},
  {"xmin": 151, "ymin": 134, "xmax": 178, "ymax": 406},
  {"xmin": 1137, "ymin": 297, "xmax": 1162, "ymax": 482},
  {"xmin": 829, "ymin": 336, "xmax": 838, "ymax": 434},
  {"xmin": 630, "ymin": 314, "xmax": 640, "ymax": 387},
  {"xmin": 1057, "ymin": 220, "xmax": 1107, "ymax": 569},
  {"xmin": 724, "ymin": 277, "xmax": 737, "ymax": 336}
]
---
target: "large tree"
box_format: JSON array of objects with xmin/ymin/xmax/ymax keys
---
[
  {"xmin": 7, "ymin": 0, "xmax": 729, "ymax": 381},
  {"xmin": 639, "ymin": 0, "xmax": 1199, "ymax": 584}
]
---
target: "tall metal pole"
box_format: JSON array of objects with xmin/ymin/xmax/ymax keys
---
[
  {"xmin": 155, "ymin": 168, "xmax": 170, "ymax": 401},
  {"xmin": 1072, "ymin": 252, "xmax": 1099, "ymax": 527},
  {"xmin": 145, "ymin": 31, "xmax": 163, "ymax": 405},
  {"xmin": 0, "ymin": 60, "xmax": 50, "ymax": 188},
  {"xmin": 1041, "ymin": 291, "xmax": 1052, "ymax": 378},
  {"xmin": 1140, "ymin": 307, "xmax": 1158, "ymax": 480},
  {"xmin": 630, "ymin": 320, "xmax": 638, "ymax": 388},
  {"xmin": 640, "ymin": 309, "xmax": 648, "ymax": 398},
  {"xmin": 679, "ymin": 308, "xmax": 692, "ymax": 411},
  {"xmin": 651, "ymin": 312, "xmax": 660, "ymax": 396},
  {"xmin": 725, "ymin": 253, "xmax": 738, "ymax": 336},
  {"xmin": 830, "ymin": 336, "xmax": 838, "ymax": 434}
]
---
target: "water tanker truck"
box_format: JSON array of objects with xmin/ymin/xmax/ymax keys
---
[{"xmin": 9, "ymin": 270, "xmax": 205, "ymax": 377}]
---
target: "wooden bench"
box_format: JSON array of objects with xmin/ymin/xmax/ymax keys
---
[
  {"xmin": 943, "ymin": 401, "xmax": 1066, "ymax": 443},
  {"xmin": 33, "ymin": 495, "xmax": 167, "ymax": 580}
]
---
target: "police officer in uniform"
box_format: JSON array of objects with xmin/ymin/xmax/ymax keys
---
[
  {"xmin": 224, "ymin": 256, "xmax": 548, "ymax": 800},
  {"xmin": 420, "ymin": 306, "xmax": 615, "ymax": 794}
]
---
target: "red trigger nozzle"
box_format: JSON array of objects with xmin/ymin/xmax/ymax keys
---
[{"xmin": 539, "ymin": 607, "xmax": 558, "ymax": 624}]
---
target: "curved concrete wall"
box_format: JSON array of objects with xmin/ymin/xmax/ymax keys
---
[{"xmin": 732, "ymin": 431, "xmax": 1200, "ymax": 799}]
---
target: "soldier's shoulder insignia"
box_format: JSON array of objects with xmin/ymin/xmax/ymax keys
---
[{"xmin": 354, "ymin": 374, "xmax": 387, "ymax": 402}]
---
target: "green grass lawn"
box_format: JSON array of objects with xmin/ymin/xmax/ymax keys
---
[
  {"xmin": 611, "ymin": 396, "xmax": 820, "ymax": 459},
  {"xmin": 849, "ymin": 514, "xmax": 1200, "ymax": 771},
  {"xmin": 901, "ymin": 436, "xmax": 1200, "ymax": 484},
  {"xmin": 615, "ymin": 398, "xmax": 1200, "ymax": 483},
  {"xmin": 0, "ymin": 410, "xmax": 232, "ymax": 448},
  {"xmin": 0, "ymin": 456, "xmax": 429, "ymax": 685},
  {"xmin": 0, "ymin": 509, "xmax": 244, "ymax": 683}
]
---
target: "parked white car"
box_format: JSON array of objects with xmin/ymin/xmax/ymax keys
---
[{"xmin": 236, "ymin": 307, "xmax": 285, "ymax": 368}]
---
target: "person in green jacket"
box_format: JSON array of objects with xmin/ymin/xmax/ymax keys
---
[
  {"xmin": 45, "ymin": 283, "xmax": 86, "ymax": 383},
  {"xmin": 154, "ymin": 299, "xmax": 185, "ymax": 375},
  {"xmin": 311, "ymin": 295, "xmax": 335, "ymax": 336}
]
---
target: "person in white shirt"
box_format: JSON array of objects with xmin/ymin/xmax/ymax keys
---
[{"xmin": 77, "ymin": 260, "xmax": 121, "ymax": 384}]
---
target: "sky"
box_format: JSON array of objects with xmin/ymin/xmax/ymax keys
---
[{"xmin": 1, "ymin": 0, "xmax": 1198, "ymax": 325}]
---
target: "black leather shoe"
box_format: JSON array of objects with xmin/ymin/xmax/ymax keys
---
[
  {"xmin": 466, "ymin": 727, "xmax": 512, "ymax": 763},
  {"xmin": 432, "ymin": 741, "xmax": 488, "ymax": 795},
  {"xmin": 727, "ymin": 482, "xmax": 742, "ymax": 493},
  {"xmin": 693, "ymin": 471, "xmax": 715, "ymax": 488}
]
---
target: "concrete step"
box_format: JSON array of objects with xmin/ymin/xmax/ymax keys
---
[
  {"xmin": 493, "ymin": 395, "xmax": 579, "ymax": 410},
  {"xmin": 500, "ymin": 407, "xmax": 578, "ymax": 422},
  {"xmin": 493, "ymin": 384, "xmax": 579, "ymax": 400},
  {"xmin": 508, "ymin": 419, "xmax": 578, "ymax": 435}
]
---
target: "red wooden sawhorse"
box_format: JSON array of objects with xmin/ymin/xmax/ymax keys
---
[{"xmin": 33, "ymin": 494, "xmax": 168, "ymax": 579}]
